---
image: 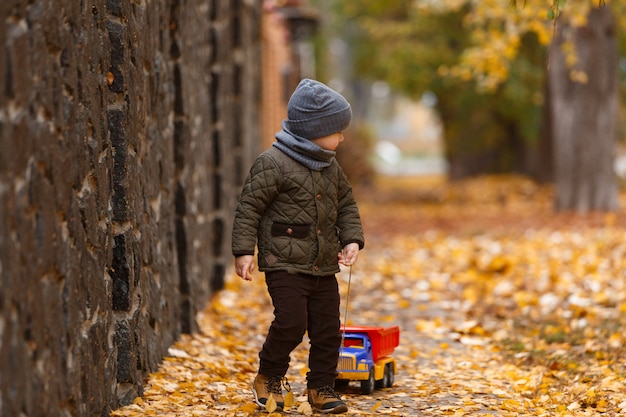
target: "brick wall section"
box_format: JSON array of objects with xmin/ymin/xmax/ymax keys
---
[
  {"xmin": 0, "ymin": 0, "xmax": 261, "ymax": 416},
  {"xmin": 261, "ymin": 2, "xmax": 318, "ymax": 150},
  {"xmin": 262, "ymin": 8, "xmax": 290, "ymax": 149}
]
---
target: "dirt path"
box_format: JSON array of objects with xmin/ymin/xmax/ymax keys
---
[{"xmin": 111, "ymin": 176, "xmax": 626, "ymax": 416}]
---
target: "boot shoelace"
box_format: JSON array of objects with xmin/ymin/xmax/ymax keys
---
[
  {"xmin": 266, "ymin": 376, "xmax": 290, "ymax": 394},
  {"xmin": 317, "ymin": 385, "xmax": 341, "ymax": 399}
]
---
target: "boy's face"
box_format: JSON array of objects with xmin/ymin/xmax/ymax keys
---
[{"xmin": 311, "ymin": 132, "xmax": 345, "ymax": 151}]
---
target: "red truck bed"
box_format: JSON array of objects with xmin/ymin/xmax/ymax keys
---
[{"xmin": 341, "ymin": 325, "xmax": 400, "ymax": 361}]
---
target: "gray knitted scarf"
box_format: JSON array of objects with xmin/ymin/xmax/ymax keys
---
[{"xmin": 273, "ymin": 124, "xmax": 336, "ymax": 171}]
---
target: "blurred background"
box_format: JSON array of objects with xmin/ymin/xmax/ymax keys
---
[{"xmin": 262, "ymin": 0, "xmax": 626, "ymax": 213}]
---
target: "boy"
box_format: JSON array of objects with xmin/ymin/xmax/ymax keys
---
[{"xmin": 232, "ymin": 78, "xmax": 364, "ymax": 414}]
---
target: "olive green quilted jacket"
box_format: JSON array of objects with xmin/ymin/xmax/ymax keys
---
[{"xmin": 232, "ymin": 146, "xmax": 364, "ymax": 276}]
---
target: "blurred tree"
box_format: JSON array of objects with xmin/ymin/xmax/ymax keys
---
[
  {"xmin": 327, "ymin": 0, "xmax": 622, "ymax": 212},
  {"xmin": 449, "ymin": 0, "xmax": 620, "ymax": 212},
  {"xmin": 330, "ymin": 0, "xmax": 549, "ymax": 181},
  {"xmin": 335, "ymin": 124, "xmax": 376, "ymax": 187},
  {"xmin": 548, "ymin": 6, "xmax": 619, "ymax": 212}
]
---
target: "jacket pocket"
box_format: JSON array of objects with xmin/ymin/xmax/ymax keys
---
[{"xmin": 271, "ymin": 222, "xmax": 311, "ymax": 239}]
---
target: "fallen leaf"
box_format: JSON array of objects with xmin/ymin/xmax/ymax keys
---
[
  {"xmin": 298, "ymin": 402, "xmax": 313, "ymax": 416},
  {"xmin": 371, "ymin": 400, "xmax": 382, "ymax": 412}
]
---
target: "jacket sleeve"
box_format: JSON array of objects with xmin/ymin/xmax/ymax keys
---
[
  {"xmin": 231, "ymin": 154, "xmax": 281, "ymax": 257},
  {"xmin": 336, "ymin": 165, "xmax": 365, "ymax": 250}
]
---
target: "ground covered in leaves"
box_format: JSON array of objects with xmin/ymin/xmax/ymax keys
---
[{"xmin": 111, "ymin": 175, "xmax": 626, "ymax": 416}]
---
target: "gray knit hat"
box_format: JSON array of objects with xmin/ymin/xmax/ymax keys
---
[{"xmin": 283, "ymin": 78, "xmax": 352, "ymax": 140}]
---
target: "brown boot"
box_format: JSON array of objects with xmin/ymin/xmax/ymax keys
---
[
  {"xmin": 308, "ymin": 385, "xmax": 348, "ymax": 414},
  {"xmin": 252, "ymin": 374, "xmax": 287, "ymax": 411}
]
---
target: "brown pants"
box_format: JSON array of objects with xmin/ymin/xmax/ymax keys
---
[{"xmin": 259, "ymin": 270, "xmax": 341, "ymax": 389}]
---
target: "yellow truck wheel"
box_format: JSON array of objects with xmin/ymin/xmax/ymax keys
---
[
  {"xmin": 375, "ymin": 368, "xmax": 387, "ymax": 389},
  {"xmin": 385, "ymin": 363, "xmax": 395, "ymax": 388},
  {"xmin": 360, "ymin": 369, "xmax": 375, "ymax": 394}
]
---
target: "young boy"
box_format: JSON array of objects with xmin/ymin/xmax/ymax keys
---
[{"xmin": 232, "ymin": 78, "xmax": 364, "ymax": 414}]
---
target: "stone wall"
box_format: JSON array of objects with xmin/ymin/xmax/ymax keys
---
[{"xmin": 0, "ymin": 0, "xmax": 261, "ymax": 415}]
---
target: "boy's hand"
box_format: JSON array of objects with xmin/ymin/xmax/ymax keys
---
[
  {"xmin": 338, "ymin": 242, "xmax": 359, "ymax": 266},
  {"xmin": 235, "ymin": 255, "xmax": 255, "ymax": 281}
]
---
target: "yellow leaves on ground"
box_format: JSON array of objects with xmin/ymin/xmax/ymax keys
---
[
  {"xmin": 284, "ymin": 390, "xmax": 295, "ymax": 408},
  {"xmin": 265, "ymin": 395, "xmax": 277, "ymax": 413},
  {"xmin": 111, "ymin": 175, "xmax": 626, "ymax": 416},
  {"xmin": 353, "ymin": 175, "xmax": 626, "ymax": 415},
  {"xmin": 296, "ymin": 402, "xmax": 313, "ymax": 415}
]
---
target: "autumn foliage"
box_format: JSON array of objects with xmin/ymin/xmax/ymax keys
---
[{"xmin": 111, "ymin": 175, "xmax": 626, "ymax": 416}]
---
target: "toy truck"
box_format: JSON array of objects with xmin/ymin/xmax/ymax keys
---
[{"xmin": 336, "ymin": 325, "xmax": 400, "ymax": 394}]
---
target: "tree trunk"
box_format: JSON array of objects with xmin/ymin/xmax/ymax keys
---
[
  {"xmin": 524, "ymin": 78, "xmax": 554, "ymax": 183},
  {"xmin": 549, "ymin": 6, "xmax": 619, "ymax": 212}
]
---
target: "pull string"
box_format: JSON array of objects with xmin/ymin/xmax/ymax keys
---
[{"xmin": 341, "ymin": 264, "xmax": 352, "ymax": 347}]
